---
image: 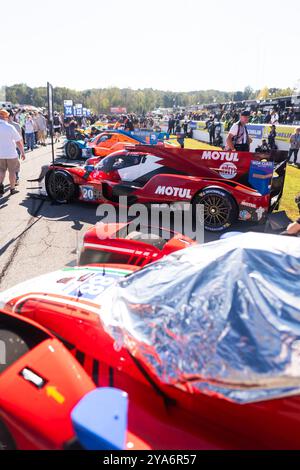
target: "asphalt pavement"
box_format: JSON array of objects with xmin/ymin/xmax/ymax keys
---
[
  {"xmin": 0, "ymin": 140, "xmax": 273, "ymax": 292},
  {"xmin": 0, "ymin": 141, "xmax": 99, "ymax": 291}
]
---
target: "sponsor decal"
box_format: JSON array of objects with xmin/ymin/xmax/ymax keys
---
[
  {"xmin": 208, "ymin": 223, "xmax": 231, "ymax": 232},
  {"xmin": 219, "ymin": 162, "xmax": 237, "ymax": 179},
  {"xmin": 199, "ymin": 189, "xmax": 227, "ymax": 198},
  {"xmin": 155, "ymin": 186, "xmax": 192, "ymax": 199},
  {"xmin": 251, "ymin": 160, "xmax": 274, "ymax": 179},
  {"xmin": 241, "ymin": 201, "xmax": 257, "ymax": 209},
  {"xmin": 239, "ymin": 204, "xmax": 266, "ymax": 222},
  {"xmin": 201, "ymin": 151, "xmax": 239, "ymax": 162},
  {"xmin": 252, "ymin": 173, "xmax": 273, "ymax": 180},
  {"xmin": 251, "ymin": 160, "xmax": 273, "ymax": 168},
  {"xmin": 239, "ymin": 210, "xmax": 252, "ymax": 221},
  {"xmin": 256, "ymin": 207, "xmax": 266, "ymax": 221},
  {"xmin": 68, "ymin": 272, "xmax": 123, "ymax": 300}
]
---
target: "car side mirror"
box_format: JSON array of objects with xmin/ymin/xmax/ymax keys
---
[{"xmin": 71, "ymin": 388, "xmax": 128, "ymax": 450}]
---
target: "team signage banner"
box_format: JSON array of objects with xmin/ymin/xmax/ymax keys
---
[
  {"xmin": 64, "ymin": 100, "xmax": 73, "ymax": 117},
  {"xmin": 246, "ymin": 124, "xmax": 264, "ymax": 140},
  {"xmin": 263, "ymin": 125, "xmax": 295, "ymax": 143},
  {"xmin": 110, "ymin": 107, "xmax": 127, "ymax": 114},
  {"xmin": 74, "ymin": 104, "xmax": 83, "ymax": 117},
  {"xmin": 83, "ymin": 108, "xmax": 87, "ymax": 117},
  {"xmin": 188, "ymin": 121, "xmax": 198, "ymax": 130},
  {"xmin": 196, "ymin": 121, "xmax": 207, "ymax": 132}
]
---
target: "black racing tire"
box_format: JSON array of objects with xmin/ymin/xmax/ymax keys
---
[
  {"xmin": 193, "ymin": 187, "xmax": 238, "ymax": 232},
  {"xmin": 45, "ymin": 170, "xmax": 77, "ymax": 204},
  {"xmin": 65, "ymin": 141, "xmax": 82, "ymax": 160},
  {"xmin": 0, "ymin": 421, "xmax": 16, "ymax": 450}
]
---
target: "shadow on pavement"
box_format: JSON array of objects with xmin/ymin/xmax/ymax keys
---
[
  {"xmin": 19, "ymin": 193, "xmax": 293, "ymax": 244},
  {"xmin": 20, "ymin": 196, "xmax": 100, "ymax": 228}
]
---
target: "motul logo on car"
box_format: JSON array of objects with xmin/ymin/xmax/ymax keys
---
[
  {"xmin": 202, "ymin": 151, "xmax": 239, "ymax": 162},
  {"xmin": 155, "ymin": 186, "xmax": 192, "ymax": 199}
]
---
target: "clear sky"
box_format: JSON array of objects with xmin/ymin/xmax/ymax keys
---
[{"xmin": 1, "ymin": 0, "xmax": 299, "ymax": 92}]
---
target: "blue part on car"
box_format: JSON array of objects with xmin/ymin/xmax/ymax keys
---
[
  {"xmin": 248, "ymin": 160, "xmax": 274, "ymax": 196},
  {"xmin": 71, "ymin": 388, "xmax": 128, "ymax": 450},
  {"xmin": 117, "ymin": 129, "xmax": 170, "ymax": 144},
  {"xmin": 73, "ymin": 140, "xmax": 86, "ymax": 149}
]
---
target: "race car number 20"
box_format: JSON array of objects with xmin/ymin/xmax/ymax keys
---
[{"xmin": 81, "ymin": 186, "xmax": 95, "ymax": 201}]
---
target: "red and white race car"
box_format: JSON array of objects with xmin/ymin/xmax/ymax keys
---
[
  {"xmin": 2, "ymin": 235, "xmax": 300, "ymax": 450},
  {"xmin": 34, "ymin": 145, "xmax": 287, "ymax": 231},
  {"xmin": 0, "ymin": 266, "xmax": 150, "ymax": 451}
]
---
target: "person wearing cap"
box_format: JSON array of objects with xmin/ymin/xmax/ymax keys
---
[
  {"xmin": 0, "ymin": 109, "xmax": 25, "ymax": 196},
  {"xmin": 226, "ymin": 110, "xmax": 252, "ymax": 152}
]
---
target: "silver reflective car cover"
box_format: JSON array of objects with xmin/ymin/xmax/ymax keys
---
[{"xmin": 101, "ymin": 233, "xmax": 300, "ymax": 404}]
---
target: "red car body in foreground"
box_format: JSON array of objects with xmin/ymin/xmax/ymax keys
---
[
  {"xmin": 0, "ymin": 309, "xmax": 94, "ymax": 449},
  {"xmin": 42, "ymin": 145, "xmax": 287, "ymax": 231},
  {"xmin": 78, "ymin": 222, "xmax": 196, "ymax": 267},
  {"xmin": 1, "ymin": 264, "xmax": 300, "ymax": 449}
]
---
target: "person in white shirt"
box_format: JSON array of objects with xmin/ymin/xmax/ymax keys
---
[
  {"xmin": 8, "ymin": 111, "xmax": 23, "ymax": 185},
  {"xmin": 226, "ymin": 110, "xmax": 252, "ymax": 152},
  {"xmin": 25, "ymin": 114, "xmax": 35, "ymax": 151},
  {"xmin": 0, "ymin": 109, "xmax": 25, "ymax": 196}
]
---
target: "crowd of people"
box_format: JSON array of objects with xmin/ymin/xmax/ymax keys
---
[
  {"xmin": 1, "ymin": 102, "xmax": 300, "ymax": 199},
  {"xmin": 173, "ymin": 104, "xmax": 299, "ymax": 130},
  {"xmin": 1, "ymin": 104, "xmax": 300, "ymax": 234},
  {"xmin": 7, "ymin": 108, "xmax": 49, "ymax": 150}
]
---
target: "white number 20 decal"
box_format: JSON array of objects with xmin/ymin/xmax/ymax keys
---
[{"xmin": 82, "ymin": 187, "xmax": 94, "ymax": 200}]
